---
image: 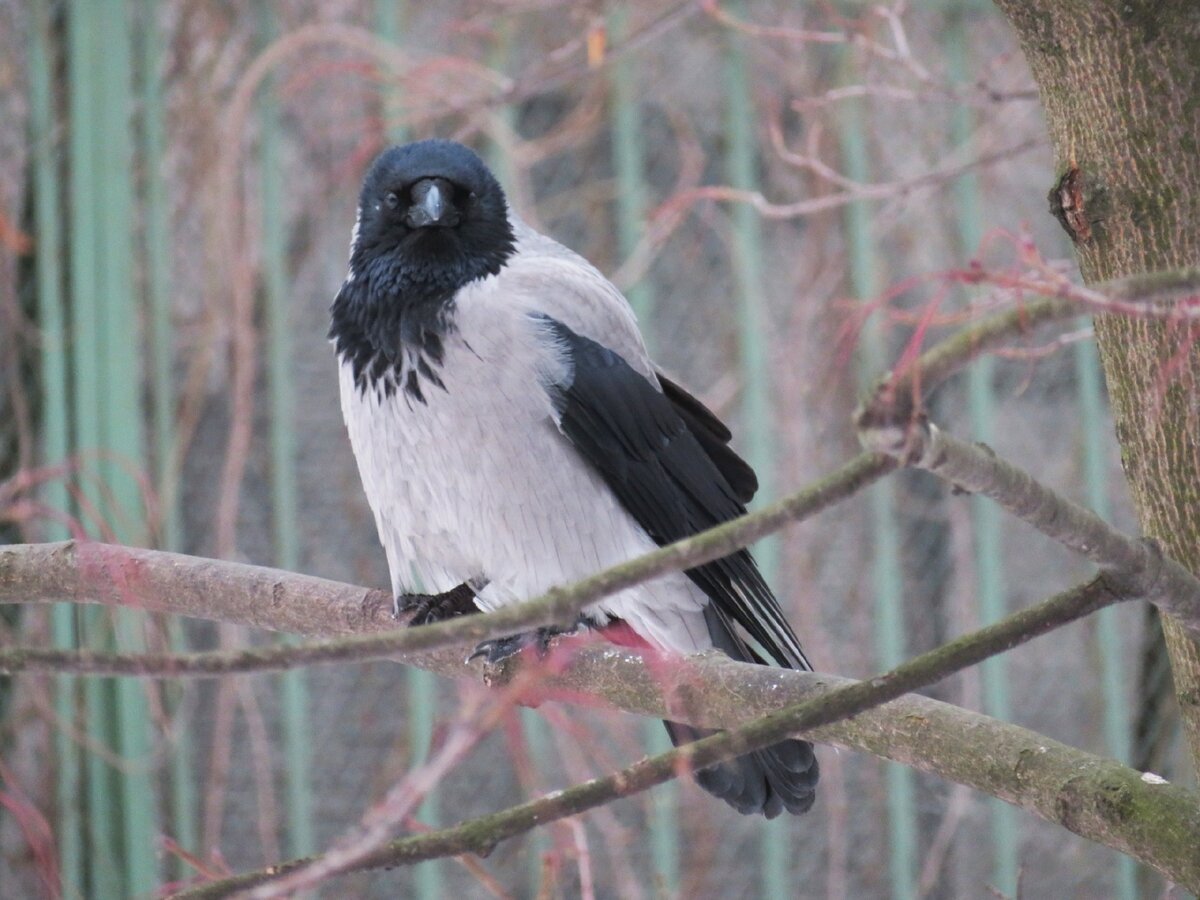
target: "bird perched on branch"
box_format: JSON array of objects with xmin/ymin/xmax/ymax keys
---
[{"xmin": 330, "ymin": 139, "xmax": 818, "ymax": 817}]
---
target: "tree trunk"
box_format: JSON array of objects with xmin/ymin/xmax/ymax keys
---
[{"xmin": 993, "ymin": 1, "xmax": 1200, "ymax": 771}]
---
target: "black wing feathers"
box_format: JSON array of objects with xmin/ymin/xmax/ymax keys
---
[
  {"xmin": 539, "ymin": 316, "xmax": 810, "ymax": 671},
  {"xmin": 657, "ymin": 373, "xmax": 758, "ymax": 504}
]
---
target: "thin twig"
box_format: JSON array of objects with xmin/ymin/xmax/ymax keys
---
[
  {"xmin": 966, "ymin": 262, "xmax": 1200, "ymax": 320},
  {"xmin": 659, "ymin": 135, "xmax": 1040, "ymax": 222},
  {"xmin": 858, "ymin": 296, "xmax": 1078, "ymax": 424},
  {"xmin": 247, "ymin": 680, "xmax": 520, "ymax": 898},
  {"xmin": 857, "ymin": 266, "xmax": 1200, "ymax": 432}
]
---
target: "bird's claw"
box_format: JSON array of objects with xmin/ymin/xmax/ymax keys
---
[
  {"xmin": 396, "ymin": 583, "xmax": 478, "ymax": 625},
  {"xmin": 467, "ymin": 623, "xmax": 578, "ymax": 665}
]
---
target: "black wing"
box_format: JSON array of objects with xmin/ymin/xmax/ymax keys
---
[
  {"xmin": 537, "ymin": 315, "xmax": 809, "ymax": 670},
  {"xmin": 657, "ymin": 372, "xmax": 758, "ymax": 504}
]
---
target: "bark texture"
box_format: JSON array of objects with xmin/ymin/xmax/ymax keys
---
[{"xmin": 995, "ymin": 0, "xmax": 1200, "ymax": 771}]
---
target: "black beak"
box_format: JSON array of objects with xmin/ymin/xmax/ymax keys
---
[{"xmin": 406, "ymin": 177, "xmax": 453, "ymax": 228}]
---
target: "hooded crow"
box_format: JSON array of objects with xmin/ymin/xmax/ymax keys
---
[{"xmin": 331, "ymin": 139, "xmax": 818, "ymax": 818}]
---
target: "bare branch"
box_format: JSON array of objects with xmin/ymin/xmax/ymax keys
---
[
  {"xmin": 0, "ymin": 453, "xmax": 891, "ymax": 675},
  {"xmin": 858, "ymin": 295, "xmax": 1079, "ymax": 424},
  {"xmin": 657, "ymin": 137, "xmax": 1042, "ymax": 222},
  {"xmin": 857, "ymin": 418, "xmax": 1200, "ymax": 640},
  {"xmin": 170, "ymin": 577, "xmax": 1200, "ymax": 897},
  {"xmin": 961, "ymin": 263, "xmax": 1200, "ymax": 320},
  {"xmin": 246, "ymin": 680, "xmax": 526, "ymax": 899},
  {"xmin": 5, "ymin": 533, "xmax": 1200, "ymax": 889},
  {"xmin": 856, "ymin": 267, "xmax": 1200, "ymax": 436},
  {"xmin": 4, "ymin": 523, "xmax": 1199, "ymax": 889}
]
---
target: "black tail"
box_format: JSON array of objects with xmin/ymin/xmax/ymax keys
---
[
  {"xmin": 661, "ymin": 603, "xmax": 818, "ymax": 817},
  {"xmin": 663, "ymin": 720, "xmax": 817, "ymax": 818}
]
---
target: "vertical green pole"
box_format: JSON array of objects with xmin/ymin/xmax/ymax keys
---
[
  {"xmin": 1074, "ymin": 334, "xmax": 1137, "ymax": 897},
  {"xmin": 28, "ymin": 6, "xmax": 83, "ymax": 895},
  {"xmin": 138, "ymin": 0, "xmax": 200, "ymax": 874},
  {"xmin": 608, "ymin": 6, "xmax": 679, "ymax": 893},
  {"xmin": 97, "ymin": 3, "xmax": 159, "ymax": 893},
  {"xmin": 257, "ymin": 5, "xmax": 317, "ymax": 863},
  {"xmin": 608, "ymin": 5, "xmax": 655, "ymax": 343},
  {"xmin": 837, "ymin": 71, "xmax": 917, "ymax": 899},
  {"xmin": 723, "ymin": 8, "xmax": 791, "ymax": 894},
  {"xmin": 375, "ymin": 0, "xmax": 408, "ymax": 134},
  {"xmin": 372, "ymin": 4, "xmax": 444, "ymax": 896},
  {"xmin": 67, "ymin": 0, "xmax": 160, "ymax": 892},
  {"xmin": 945, "ymin": 14, "xmax": 1018, "ymax": 895},
  {"xmin": 140, "ymin": 1, "xmax": 182, "ymax": 553},
  {"xmin": 67, "ymin": 4, "xmax": 124, "ymax": 895}
]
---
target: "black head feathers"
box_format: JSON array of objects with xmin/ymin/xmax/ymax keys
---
[
  {"xmin": 330, "ymin": 140, "xmax": 516, "ymax": 393},
  {"xmin": 351, "ymin": 140, "xmax": 515, "ymax": 294}
]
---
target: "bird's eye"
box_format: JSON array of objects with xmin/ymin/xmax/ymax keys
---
[{"xmin": 384, "ymin": 191, "xmax": 400, "ymax": 210}]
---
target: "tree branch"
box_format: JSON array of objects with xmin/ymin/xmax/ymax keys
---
[
  {"xmin": 858, "ymin": 267, "xmax": 1200, "ymax": 429},
  {"xmin": 171, "ymin": 576, "xmax": 1200, "ymax": 897},
  {"xmin": 0, "ymin": 451, "xmax": 891, "ymax": 676},
  {"xmin": 860, "ymin": 296, "xmax": 1078, "ymax": 424},
  {"xmin": 3, "ymin": 535, "xmax": 1198, "ymax": 889},
  {"xmin": 857, "ymin": 417, "xmax": 1200, "ymax": 639},
  {"xmin": 864, "ymin": 267, "xmax": 1200, "ymax": 429}
]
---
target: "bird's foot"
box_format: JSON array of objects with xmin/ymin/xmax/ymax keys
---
[
  {"xmin": 396, "ymin": 583, "xmax": 478, "ymax": 625},
  {"xmin": 467, "ymin": 620, "xmax": 584, "ymax": 665}
]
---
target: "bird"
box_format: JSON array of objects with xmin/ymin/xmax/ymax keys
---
[{"xmin": 330, "ymin": 138, "xmax": 818, "ymax": 818}]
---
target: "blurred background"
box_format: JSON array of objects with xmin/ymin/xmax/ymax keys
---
[{"xmin": 0, "ymin": 1, "xmax": 1192, "ymax": 897}]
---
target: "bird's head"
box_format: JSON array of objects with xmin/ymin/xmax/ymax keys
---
[{"xmin": 348, "ymin": 140, "xmax": 516, "ymax": 304}]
